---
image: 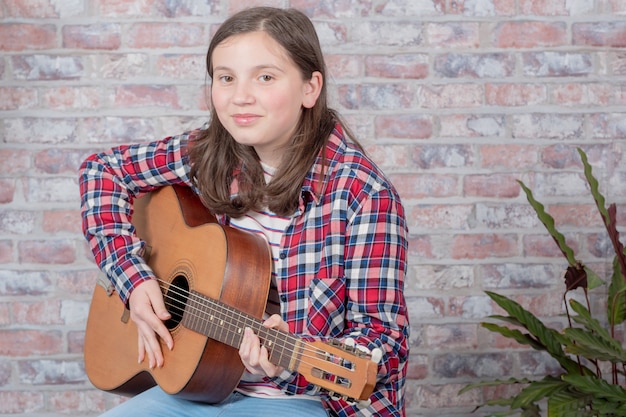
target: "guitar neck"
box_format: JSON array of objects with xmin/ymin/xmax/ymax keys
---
[{"xmin": 181, "ymin": 290, "xmax": 302, "ymax": 371}]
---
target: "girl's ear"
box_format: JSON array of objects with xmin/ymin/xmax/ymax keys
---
[{"xmin": 302, "ymin": 71, "xmax": 323, "ymax": 109}]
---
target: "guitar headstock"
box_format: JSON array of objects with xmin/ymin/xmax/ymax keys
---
[{"xmin": 295, "ymin": 339, "xmax": 378, "ymax": 402}]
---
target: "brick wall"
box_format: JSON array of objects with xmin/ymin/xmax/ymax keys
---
[{"xmin": 1, "ymin": 0, "xmax": 625, "ymax": 415}]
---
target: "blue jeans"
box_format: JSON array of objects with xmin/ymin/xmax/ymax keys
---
[{"xmin": 100, "ymin": 387, "xmax": 329, "ymax": 417}]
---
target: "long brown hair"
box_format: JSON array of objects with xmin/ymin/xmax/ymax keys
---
[{"xmin": 189, "ymin": 7, "xmax": 355, "ymax": 218}]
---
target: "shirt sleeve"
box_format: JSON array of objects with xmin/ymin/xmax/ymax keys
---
[
  {"xmin": 337, "ymin": 187, "xmax": 409, "ymax": 416},
  {"xmin": 270, "ymin": 184, "xmax": 409, "ymax": 416},
  {"xmin": 79, "ymin": 132, "xmax": 194, "ymax": 304}
]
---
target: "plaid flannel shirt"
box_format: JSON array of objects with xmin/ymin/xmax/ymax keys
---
[{"xmin": 79, "ymin": 124, "xmax": 409, "ymax": 416}]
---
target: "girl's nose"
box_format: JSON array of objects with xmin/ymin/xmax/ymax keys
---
[{"xmin": 232, "ymin": 81, "xmax": 255, "ymax": 105}]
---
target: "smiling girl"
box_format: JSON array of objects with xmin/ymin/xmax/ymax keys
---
[{"xmin": 80, "ymin": 7, "xmax": 409, "ymax": 417}]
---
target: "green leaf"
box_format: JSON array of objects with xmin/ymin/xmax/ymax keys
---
[
  {"xmin": 510, "ymin": 376, "xmax": 567, "ymax": 409},
  {"xmin": 481, "ymin": 322, "xmax": 545, "ymax": 351},
  {"xmin": 458, "ymin": 377, "xmax": 533, "ymax": 395},
  {"xmin": 564, "ymin": 327, "xmax": 626, "ymax": 363},
  {"xmin": 546, "ymin": 387, "xmax": 593, "ymax": 417},
  {"xmin": 584, "ymin": 265, "xmax": 604, "ymax": 290},
  {"xmin": 484, "ymin": 291, "xmax": 580, "ymax": 373},
  {"xmin": 578, "ymin": 148, "xmax": 609, "ymax": 222},
  {"xmin": 608, "ymin": 255, "xmax": 626, "ymax": 326},
  {"xmin": 568, "ymin": 299, "xmax": 615, "ymax": 343},
  {"xmin": 562, "ymin": 374, "xmax": 626, "ymax": 403},
  {"xmin": 517, "ymin": 180, "xmax": 578, "ymax": 267}
]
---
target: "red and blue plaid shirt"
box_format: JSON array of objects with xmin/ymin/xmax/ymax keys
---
[{"xmin": 79, "ymin": 124, "xmax": 409, "ymax": 416}]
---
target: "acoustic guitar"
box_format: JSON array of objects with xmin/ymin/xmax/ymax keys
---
[{"xmin": 83, "ymin": 185, "xmax": 377, "ymax": 404}]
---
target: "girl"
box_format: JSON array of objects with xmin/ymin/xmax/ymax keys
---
[{"xmin": 80, "ymin": 6, "xmax": 409, "ymax": 417}]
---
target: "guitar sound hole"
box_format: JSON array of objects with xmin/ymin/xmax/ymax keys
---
[{"xmin": 164, "ymin": 275, "xmax": 189, "ymax": 330}]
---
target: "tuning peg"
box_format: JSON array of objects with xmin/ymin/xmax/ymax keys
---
[
  {"xmin": 356, "ymin": 398, "xmax": 372, "ymax": 409},
  {"xmin": 370, "ymin": 347, "xmax": 382, "ymax": 364}
]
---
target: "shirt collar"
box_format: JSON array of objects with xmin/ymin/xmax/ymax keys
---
[{"xmin": 300, "ymin": 123, "xmax": 346, "ymax": 207}]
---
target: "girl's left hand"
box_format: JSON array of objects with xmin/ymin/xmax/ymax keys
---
[{"xmin": 239, "ymin": 314, "xmax": 287, "ymax": 377}]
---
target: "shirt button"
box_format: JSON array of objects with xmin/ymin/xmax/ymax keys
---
[{"xmin": 279, "ymin": 251, "xmax": 287, "ymax": 259}]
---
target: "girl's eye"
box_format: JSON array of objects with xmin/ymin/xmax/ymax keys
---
[
  {"xmin": 219, "ymin": 75, "xmax": 233, "ymax": 83},
  {"xmin": 259, "ymin": 74, "xmax": 273, "ymax": 82}
]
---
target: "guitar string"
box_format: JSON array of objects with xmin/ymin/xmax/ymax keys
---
[
  {"xmin": 155, "ymin": 278, "xmax": 364, "ymax": 376},
  {"xmin": 157, "ymin": 279, "xmax": 356, "ymax": 370}
]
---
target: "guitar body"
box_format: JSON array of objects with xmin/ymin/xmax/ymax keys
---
[{"xmin": 84, "ymin": 185, "xmax": 273, "ymax": 403}]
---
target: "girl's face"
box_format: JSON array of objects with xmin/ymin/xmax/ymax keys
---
[{"xmin": 211, "ymin": 31, "xmax": 322, "ymax": 167}]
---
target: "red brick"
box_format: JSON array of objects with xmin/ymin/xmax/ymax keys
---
[
  {"xmin": 512, "ymin": 113, "xmax": 584, "ymax": 139},
  {"xmin": 390, "ymin": 173, "xmax": 459, "ymax": 199},
  {"xmin": 325, "ymin": 54, "xmax": 362, "ymax": 79},
  {"xmin": 439, "ymin": 114, "xmax": 506, "ymax": 137},
  {"xmin": 416, "ymin": 383, "xmax": 480, "ymax": 409},
  {"xmin": 34, "ymin": 148, "xmax": 91, "ymax": 174},
  {"xmin": 365, "ymin": 54, "xmax": 429, "ymax": 79},
  {"xmin": 434, "ymin": 53, "xmax": 515, "ymax": 78},
  {"xmin": 407, "ymin": 204, "xmax": 474, "ymax": 230},
  {"xmin": 426, "ymin": 22, "xmax": 480, "ymax": 48},
  {"xmin": 0, "ymin": 241, "xmax": 13, "ymax": 263},
  {"xmin": 67, "ymin": 331, "xmax": 85, "ymax": 354},
  {"xmin": 43, "ymin": 210, "xmax": 83, "ymax": 234},
  {"xmin": 0, "ymin": 149, "xmax": 31, "ymax": 174},
  {"xmin": 353, "ymin": 21, "xmax": 423, "ymax": 47},
  {"xmin": 374, "ymin": 114, "xmax": 433, "ymax": 139},
  {"xmin": 405, "ymin": 354, "xmax": 429, "ymax": 380},
  {"xmin": 0, "ymin": 391, "xmax": 45, "ymax": 413},
  {"xmin": 0, "ymin": 210, "xmax": 37, "ymax": 235},
  {"xmin": 522, "ymin": 233, "xmax": 580, "ymax": 258},
  {"xmin": 450, "ymin": 0, "xmax": 516, "ymax": 15},
  {"xmin": 156, "ymin": 54, "xmax": 205, "ymax": 79},
  {"xmin": 99, "ymin": 53, "xmax": 150, "ymax": 79},
  {"xmin": 4, "ymin": 0, "xmax": 60, "ymax": 18},
  {"xmin": 406, "ymin": 235, "xmax": 434, "ymax": 259},
  {"xmin": 486, "ymin": 83, "xmax": 547, "ymax": 106},
  {"xmin": 25, "ymin": 177, "xmax": 79, "ymax": 203},
  {"xmin": 0, "ymin": 24, "xmax": 57, "ymax": 51},
  {"xmin": 541, "ymin": 143, "xmax": 620, "ymax": 170},
  {"xmin": 519, "ymin": 0, "xmax": 571, "ymax": 15},
  {"xmin": 126, "ymin": 23, "xmax": 206, "ymax": 48},
  {"xmin": 419, "ymin": 83, "xmax": 483, "ymax": 108},
  {"xmin": 0, "ymin": 180, "xmax": 16, "ymax": 204},
  {"xmin": 479, "ymin": 144, "xmax": 539, "ymax": 169},
  {"xmin": 366, "ymin": 144, "xmax": 413, "ymax": 169},
  {"xmin": 18, "ymin": 239, "xmax": 76, "ymax": 264},
  {"xmin": 335, "ymin": 84, "xmax": 416, "ymax": 110},
  {"xmin": 495, "ymin": 21, "xmax": 567, "ymax": 48},
  {"xmin": 589, "ymin": 113, "xmax": 626, "ymax": 139},
  {"xmin": 63, "ymin": 23, "xmax": 121, "ymax": 50},
  {"xmin": 464, "ymin": 174, "xmax": 521, "ymax": 198},
  {"xmin": 48, "ymin": 390, "xmax": 111, "ymax": 414},
  {"xmin": 12, "ymin": 301, "xmax": 63, "ymax": 325},
  {"xmin": 425, "ymin": 324, "xmax": 478, "ymax": 349},
  {"xmin": 19, "ymin": 360, "xmax": 85, "ymax": 384},
  {"xmin": 0, "ymin": 270, "xmax": 53, "ymax": 296},
  {"xmin": 12, "ymin": 55, "xmax": 84, "ymax": 80},
  {"xmin": 451, "ymin": 233, "xmax": 519, "ymax": 259},
  {"xmin": 81, "ymin": 116, "xmax": 157, "ymax": 144},
  {"xmin": 0, "ymin": 330, "xmax": 63, "ymax": 356},
  {"xmin": 522, "ymin": 51, "xmax": 593, "ymax": 77},
  {"xmin": 0, "ymin": 87, "xmax": 38, "ymax": 110},
  {"xmin": 552, "ymin": 82, "xmax": 613, "ymax": 106},
  {"xmin": 573, "ymin": 22, "xmax": 626, "ymax": 47},
  {"xmin": 114, "ymin": 85, "xmax": 180, "ymax": 108},
  {"xmin": 41, "ymin": 86, "xmax": 102, "ymax": 110}
]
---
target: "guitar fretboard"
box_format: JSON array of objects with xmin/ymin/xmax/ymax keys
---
[{"xmin": 181, "ymin": 290, "xmax": 303, "ymax": 371}]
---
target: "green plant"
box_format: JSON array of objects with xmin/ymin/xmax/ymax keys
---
[{"xmin": 460, "ymin": 148, "xmax": 626, "ymax": 416}]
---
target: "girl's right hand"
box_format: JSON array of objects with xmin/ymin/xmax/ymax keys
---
[{"xmin": 128, "ymin": 279, "xmax": 174, "ymax": 368}]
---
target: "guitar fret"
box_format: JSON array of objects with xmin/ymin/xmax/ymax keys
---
[{"xmin": 181, "ymin": 291, "xmax": 301, "ymax": 370}]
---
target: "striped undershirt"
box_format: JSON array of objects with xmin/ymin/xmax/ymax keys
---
[{"xmin": 230, "ymin": 163, "xmax": 321, "ymax": 402}]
